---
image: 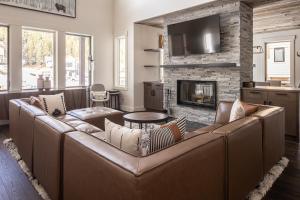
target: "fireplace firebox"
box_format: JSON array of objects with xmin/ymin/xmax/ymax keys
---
[{"xmin": 177, "ymin": 80, "xmax": 217, "ymax": 109}]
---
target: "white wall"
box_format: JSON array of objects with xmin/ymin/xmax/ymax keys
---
[
  {"xmin": 114, "ymin": 0, "xmax": 215, "ymax": 111},
  {"xmin": 133, "ymin": 24, "xmax": 163, "ymax": 111},
  {"xmin": 253, "ymin": 29, "xmax": 300, "ymax": 86},
  {"xmin": 0, "ymin": 0, "xmax": 114, "ymax": 91}
]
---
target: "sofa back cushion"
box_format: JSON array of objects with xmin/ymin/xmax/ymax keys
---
[
  {"xmin": 216, "ymin": 101, "xmax": 259, "ymax": 124},
  {"xmin": 215, "ymin": 101, "xmax": 233, "ymax": 124}
]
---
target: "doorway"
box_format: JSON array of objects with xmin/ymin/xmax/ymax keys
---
[{"xmin": 265, "ymin": 42, "xmax": 292, "ymax": 85}]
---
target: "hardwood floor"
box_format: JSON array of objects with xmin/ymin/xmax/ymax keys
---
[
  {"xmin": 263, "ymin": 140, "xmax": 300, "ymax": 200},
  {"xmin": 0, "ymin": 124, "xmax": 300, "ymax": 200},
  {"xmin": 0, "ymin": 125, "xmax": 41, "ymax": 200}
]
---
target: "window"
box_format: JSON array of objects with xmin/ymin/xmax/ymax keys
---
[
  {"xmin": 114, "ymin": 36, "xmax": 127, "ymax": 89},
  {"xmin": 65, "ymin": 34, "xmax": 92, "ymax": 87},
  {"xmin": 22, "ymin": 28, "xmax": 55, "ymax": 89},
  {"xmin": 0, "ymin": 26, "xmax": 8, "ymax": 91},
  {"xmin": 266, "ymin": 42, "xmax": 291, "ymax": 85}
]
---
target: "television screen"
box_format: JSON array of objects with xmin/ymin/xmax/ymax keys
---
[{"xmin": 168, "ymin": 15, "xmax": 221, "ymax": 56}]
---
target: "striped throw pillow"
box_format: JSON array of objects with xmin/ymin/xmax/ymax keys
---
[
  {"xmin": 162, "ymin": 116, "xmax": 187, "ymax": 137},
  {"xmin": 148, "ymin": 116, "xmax": 187, "ymax": 154}
]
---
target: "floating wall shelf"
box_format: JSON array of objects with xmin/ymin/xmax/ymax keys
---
[{"xmin": 160, "ymin": 63, "xmax": 237, "ymax": 68}]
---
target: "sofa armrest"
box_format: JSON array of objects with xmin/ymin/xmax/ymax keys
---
[
  {"xmin": 63, "ymin": 131, "xmax": 226, "ymax": 200},
  {"xmin": 213, "ymin": 117, "xmax": 263, "ymax": 200}
]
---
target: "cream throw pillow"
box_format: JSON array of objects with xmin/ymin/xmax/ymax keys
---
[
  {"xmin": 105, "ymin": 119, "xmax": 142, "ymax": 156},
  {"xmin": 229, "ymin": 99, "xmax": 245, "ymax": 122},
  {"xmin": 39, "ymin": 93, "xmax": 67, "ymax": 116}
]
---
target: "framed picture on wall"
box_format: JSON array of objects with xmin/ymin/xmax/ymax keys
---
[
  {"xmin": 0, "ymin": 0, "xmax": 76, "ymax": 18},
  {"xmin": 274, "ymin": 47, "xmax": 285, "ymax": 62}
]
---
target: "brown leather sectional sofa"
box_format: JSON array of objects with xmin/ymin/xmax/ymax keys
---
[{"xmin": 9, "ymin": 98, "xmax": 285, "ymax": 200}]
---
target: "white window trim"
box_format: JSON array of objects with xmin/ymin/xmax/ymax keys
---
[
  {"xmin": 114, "ymin": 35, "xmax": 128, "ymax": 90},
  {"xmin": 65, "ymin": 33, "xmax": 93, "ymax": 88},
  {"xmin": 0, "ymin": 25, "xmax": 9, "ymax": 91}
]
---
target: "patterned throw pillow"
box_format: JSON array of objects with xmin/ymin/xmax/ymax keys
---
[
  {"xmin": 29, "ymin": 96, "xmax": 43, "ymax": 110},
  {"xmin": 162, "ymin": 116, "xmax": 187, "ymax": 137},
  {"xmin": 105, "ymin": 119, "xmax": 143, "ymax": 156},
  {"xmin": 146, "ymin": 116, "xmax": 187, "ymax": 155},
  {"xmin": 39, "ymin": 93, "xmax": 67, "ymax": 116}
]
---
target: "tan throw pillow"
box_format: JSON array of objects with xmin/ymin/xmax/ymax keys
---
[
  {"xmin": 229, "ymin": 99, "xmax": 245, "ymax": 122},
  {"xmin": 39, "ymin": 93, "xmax": 67, "ymax": 116},
  {"xmin": 242, "ymin": 102, "xmax": 258, "ymax": 116},
  {"xmin": 29, "ymin": 96, "xmax": 43, "ymax": 110},
  {"xmin": 105, "ymin": 119, "xmax": 142, "ymax": 156}
]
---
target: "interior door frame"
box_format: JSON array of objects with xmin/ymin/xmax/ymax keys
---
[{"xmin": 263, "ymin": 35, "xmax": 296, "ymax": 86}]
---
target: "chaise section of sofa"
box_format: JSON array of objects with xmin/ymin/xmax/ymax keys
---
[{"xmin": 63, "ymin": 131, "xmax": 226, "ymax": 200}]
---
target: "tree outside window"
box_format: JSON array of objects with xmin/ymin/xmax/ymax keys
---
[{"xmin": 22, "ymin": 29, "xmax": 55, "ymax": 89}]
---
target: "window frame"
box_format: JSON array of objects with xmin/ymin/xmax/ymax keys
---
[
  {"xmin": 114, "ymin": 35, "xmax": 128, "ymax": 90},
  {"xmin": 0, "ymin": 24, "xmax": 9, "ymax": 91},
  {"xmin": 21, "ymin": 27, "xmax": 57, "ymax": 90},
  {"xmin": 65, "ymin": 32, "xmax": 93, "ymax": 88}
]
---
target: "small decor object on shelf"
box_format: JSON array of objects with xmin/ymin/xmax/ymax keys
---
[
  {"xmin": 37, "ymin": 75, "xmax": 44, "ymax": 91},
  {"xmin": 43, "ymin": 77, "xmax": 51, "ymax": 90},
  {"xmin": 0, "ymin": 0, "xmax": 76, "ymax": 18},
  {"xmin": 159, "ymin": 35, "xmax": 164, "ymax": 49}
]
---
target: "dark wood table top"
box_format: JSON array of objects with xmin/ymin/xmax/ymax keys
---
[{"xmin": 123, "ymin": 112, "xmax": 169, "ymax": 123}]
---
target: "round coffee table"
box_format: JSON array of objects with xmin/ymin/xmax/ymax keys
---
[{"xmin": 123, "ymin": 112, "xmax": 169, "ymax": 129}]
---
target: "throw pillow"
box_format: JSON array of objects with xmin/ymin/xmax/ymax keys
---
[
  {"xmin": 162, "ymin": 115, "xmax": 187, "ymax": 137},
  {"xmin": 242, "ymin": 103, "xmax": 258, "ymax": 116},
  {"xmin": 148, "ymin": 126, "xmax": 179, "ymax": 154},
  {"xmin": 139, "ymin": 116, "xmax": 187, "ymax": 156},
  {"xmin": 29, "ymin": 96, "xmax": 43, "ymax": 110},
  {"xmin": 229, "ymin": 99, "xmax": 246, "ymax": 122},
  {"xmin": 105, "ymin": 119, "xmax": 143, "ymax": 156},
  {"xmin": 39, "ymin": 93, "xmax": 67, "ymax": 116}
]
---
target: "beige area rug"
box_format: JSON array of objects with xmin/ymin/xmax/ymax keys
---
[{"xmin": 3, "ymin": 138, "xmax": 288, "ymax": 200}]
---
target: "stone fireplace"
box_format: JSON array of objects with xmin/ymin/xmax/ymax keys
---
[{"xmin": 162, "ymin": 1, "xmax": 253, "ymax": 124}]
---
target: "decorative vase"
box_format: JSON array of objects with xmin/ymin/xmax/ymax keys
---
[
  {"xmin": 37, "ymin": 75, "xmax": 44, "ymax": 91},
  {"xmin": 44, "ymin": 77, "xmax": 51, "ymax": 91}
]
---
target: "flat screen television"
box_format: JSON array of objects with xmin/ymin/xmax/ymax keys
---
[{"xmin": 168, "ymin": 15, "xmax": 221, "ymax": 56}]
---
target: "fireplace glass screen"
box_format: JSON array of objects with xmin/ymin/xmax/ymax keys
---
[{"xmin": 177, "ymin": 80, "xmax": 217, "ymax": 109}]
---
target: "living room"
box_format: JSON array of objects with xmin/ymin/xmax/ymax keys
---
[{"xmin": 0, "ymin": 0, "xmax": 299, "ymax": 200}]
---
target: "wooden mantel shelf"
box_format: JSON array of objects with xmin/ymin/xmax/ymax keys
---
[{"xmin": 160, "ymin": 63, "xmax": 237, "ymax": 68}]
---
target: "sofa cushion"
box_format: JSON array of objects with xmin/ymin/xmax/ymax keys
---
[
  {"xmin": 185, "ymin": 123, "xmax": 224, "ymax": 139},
  {"xmin": 229, "ymin": 99, "xmax": 245, "ymax": 122},
  {"xmin": 75, "ymin": 123, "xmax": 101, "ymax": 134},
  {"xmin": 105, "ymin": 119, "xmax": 142, "ymax": 156},
  {"xmin": 56, "ymin": 114, "xmax": 79, "ymax": 123},
  {"xmin": 39, "ymin": 93, "xmax": 67, "ymax": 116}
]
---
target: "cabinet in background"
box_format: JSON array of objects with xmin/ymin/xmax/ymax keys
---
[
  {"xmin": 242, "ymin": 88, "xmax": 299, "ymax": 139},
  {"xmin": 144, "ymin": 82, "xmax": 164, "ymax": 111}
]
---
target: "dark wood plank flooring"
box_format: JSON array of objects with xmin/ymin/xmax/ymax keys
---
[
  {"xmin": 0, "ymin": 125, "xmax": 299, "ymax": 200},
  {"xmin": 0, "ymin": 125, "xmax": 41, "ymax": 200}
]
